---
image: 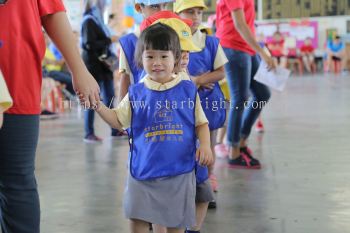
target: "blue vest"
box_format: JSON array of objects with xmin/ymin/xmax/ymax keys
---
[
  {"xmin": 119, "ymin": 33, "xmax": 144, "ymax": 84},
  {"xmin": 188, "ymin": 35, "xmax": 226, "ymax": 131},
  {"xmin": 128, "ymin": 80, "xmax": 197, "ymax": 180}
]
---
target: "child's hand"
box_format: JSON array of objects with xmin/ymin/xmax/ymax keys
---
[
  {"xmin": 200, "ymin": 83, "xmax": 215, "ymax": 90},
  {"xmin": 77, "ymin": 91, "xmax": 99, "ymax": 110},
  {"xmin": 196, "ymin": 144, "xmax": 213, "ymax": 166}
]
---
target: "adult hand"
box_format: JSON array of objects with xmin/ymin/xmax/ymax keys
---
[
  {"xmin": 72, "ymin": 70, "xmax": 100, "ymax": 109},
  {"xmin": 261, "ymin": 52, "xmax": 276, "ymax": 71}
]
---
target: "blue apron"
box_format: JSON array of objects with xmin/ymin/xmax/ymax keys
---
[
  {"xmin": 188, "ymin": 35, "xmax": 226, "ymax": 184},
  {"xmin": 188, "ymin": 35, "xmax": 226, "ymax": 131},
  {"xmin": 129, "ymin": 80, "xmax": 197, "ymax": 180},
  {"xmin": 119, "ymin": 33, "xmax": 145, "ymax": 84}
]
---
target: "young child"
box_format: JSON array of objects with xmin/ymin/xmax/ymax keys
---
[
  {"xmin": 0, "ymin": 70, "xmax": 12, "ymax": 129},
  {"xmin": 300, "ymin": 37, "xmax": 315, "ymax": 73},
  {"xmin": 118, "ymin": 0, "xmax": 174, "ymax": 102},
  {"xmin": 174, "ymin": 0, "xmax": 228, "ymax": 209},
  {"xmin": 142, "ymin": 17, "xmax": 216, "ymax": 233},
  {"xmin": 88, "ymin": 23, "xmax": 213, "ymax": 233}
]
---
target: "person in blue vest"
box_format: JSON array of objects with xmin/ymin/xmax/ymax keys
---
[
  {"xmin": 118, "ymin": 0, "xmax": 174, "ymax": 103},
  {"xmin": 174, "ymin": 0, "xmax": 228, "ymax": 212},
  {"xmin": 83, "ymin": 23, "xmax": 213, "ymax": 233},
  {"xmin": 140, "ymin": 16, "xmax": 216, "ymax": 233}
]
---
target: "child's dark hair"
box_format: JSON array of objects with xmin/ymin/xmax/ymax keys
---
[{"xmin": 134, "ymin": 23, "xmax": 182, "ymax": 69}]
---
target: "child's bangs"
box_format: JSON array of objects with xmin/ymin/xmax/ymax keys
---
[{"xmin": 143, "ymin": 30, "xmax": 175, "ymax": 52}]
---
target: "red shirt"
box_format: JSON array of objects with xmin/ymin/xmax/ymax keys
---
[
  {"xmin": 216, "ymin": 0, "xmax": 256, "ymax": 55},
  {"xmin": 0, "ymin": 0, "xmax": 65, "ymax": 114},
  {"xmin": 268, "ymin": 39, "xmax": 285, "ymax": 57},
  {"xmin": 300, "ymin": 45, "xmax": 314, "ymax": 53}
]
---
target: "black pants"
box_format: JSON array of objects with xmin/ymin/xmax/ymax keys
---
[{"xmin": 0, "ymin": 114, "xmax": 40, "ymax": 233}]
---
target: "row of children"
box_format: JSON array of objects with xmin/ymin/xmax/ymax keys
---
[{"xmin": 77, "ymin": 0, "xmax": 275, "ymax": 233}]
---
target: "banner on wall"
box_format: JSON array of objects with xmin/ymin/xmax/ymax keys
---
[{"xmin": 256, "ymin": 21, "xmax": 318, "ymax": 49}]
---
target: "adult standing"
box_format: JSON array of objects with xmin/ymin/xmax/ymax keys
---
[
  {"xmin": 0, "ymin": 0, "xmax": 100, "ymax": 232},
  {"xmin": 81, "ymin": 0, "xmax": 119, "ymax": 143},
  {"xmin": 216, "ymin": 0, "xmax": 275, "ymax": 168}
]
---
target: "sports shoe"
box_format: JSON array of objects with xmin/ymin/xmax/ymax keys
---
[
  {"xmin": 83, "ymin": 134, "xmax": 103, "ymax": 143},
  {"xmin": 214, "ymin": 143, "xmax": 229, "ymax": 158},
  {"xmin": 228, "ymin": 152, "xmax": 261, "ymax": 169},
  {"xmin": 209, "ymin": 174, "xmax": 218, "ymax": 192},
  {"xmin": 40, "ymin": 110, "xmax": 59, "ymax": 120},
  {"xmin": 240, "ymin": 146, "xmax": 253, "ymax": 157},
  {"xmin": 255, "ymin": 119, "xmax": 265, "ymax": 133}
]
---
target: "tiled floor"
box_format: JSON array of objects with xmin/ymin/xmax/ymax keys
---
[{"xmin": 35, "ymin": 73, "xmax": 350, "ymax": 233}]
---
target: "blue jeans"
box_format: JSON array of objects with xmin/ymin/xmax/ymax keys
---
[
  {"xmin": 223, "ymin": 48, "xmax": 271, "ymax": 147},
  {"xmin": 0, "ymin": 114, "xmax": 40, "ymax": 233},
  {"xmin": 84, "ymin": 78, "xmax": 118, "ymax": 137}
]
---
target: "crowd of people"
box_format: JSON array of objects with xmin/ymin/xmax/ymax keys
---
[{"xmin": 0, "ymin": 0, "xmax": 348, "ymax": 233}]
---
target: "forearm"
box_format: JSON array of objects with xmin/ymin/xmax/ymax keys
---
[
  {"xmin": 118, "ymin": 72, "xmax": 130, "ymax": 103},
  {"xmin": 42, "ymin": 12, "xmax": 87, "ymax": 75},
  {"xmin": 195, "ymin": 67, "xmax": 225, "ymax": 85},
  {"xmin": 232, "ymin": 10, "xmax": 265, "ymax": 56},
  {"xmin": 96, "ymin": 103, "xmax": 122, "ymax": 130},
  {"xmin": 196, "ymin": 123, "xmax": 210, "ymax": 146}
]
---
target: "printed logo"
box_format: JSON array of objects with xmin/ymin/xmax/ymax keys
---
[{"xmin": 182, "ymin": 30, "xmax": 189, "ymax": 37}]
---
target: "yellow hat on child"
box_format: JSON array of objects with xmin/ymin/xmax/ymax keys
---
[
  {"xmin": 173, "ymin": 0, "xmax": 208, "ymax": 13},
  {"xmin": 154, "ymin": 18, "xmax": 200, "ymax": 52}
]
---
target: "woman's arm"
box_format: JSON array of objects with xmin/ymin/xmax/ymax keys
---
[
  {"xmin": 41, "ymin": 12, "xmax": 100, "ymax": 108},
  {"xmin": 232, "ymin": 9, "xmax": 275, "ymax": 70}
]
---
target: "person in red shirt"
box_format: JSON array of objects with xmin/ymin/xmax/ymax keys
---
[
  {"xmin": 216, "ymin": 0, "xmax": 275, "ymax": 169},
  {"xmin": 267, "ymin": 31, "xmax": 287, "ymax": 68},
  {"xmin": 300, "ymin": 37, "xmax": 315, "ymax": 72},
  {"xmin": 0, "ymin": 0, "xmax": 100, "ymax": 232}
]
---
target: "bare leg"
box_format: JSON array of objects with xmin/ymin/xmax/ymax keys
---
[
  {"xmin": 216, "ymin": 126, "xmax": 226, "ymax": 144},
  {"xmin": 208, "ymin": 130, "xmax": 217, "ymax": 174},
  {"xmin": 229, "ymin": 146, "xmax": 240, "ymax": 159},
  {"xmin": 153, "ymin": 224, "xmax": 167, "ymax": 233},
  {"xmin": 167, "ymin": 228, "xmax": 185, "ymax": 233},
  {"xmin": 187, "ymin": 202, "xmax": 209, "ymax": 231},
  {"xmin": 302, "ymin": 55, "xmax": 311, "ymax": 72},
  {"xmin": 340, "ymin": 51, "xmax": 347, "ymax": 71},
  {"xmin": 129, "ymin": 219, "xmax": 149, "ymax": 233},
  {"xmin": 280, "ymin": 56, "xmax": 288, "ymax": 68}
]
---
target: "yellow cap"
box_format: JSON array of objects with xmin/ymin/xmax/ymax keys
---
[
  {"xmin": 173, "ymin": 0, "xmax": 208, "ymax": 13},
  {"xmin": 154, "ymin": 18, "xmax": 200, "ymax": 52}
]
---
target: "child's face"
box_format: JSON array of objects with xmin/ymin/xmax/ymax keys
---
[
  {"xmin": 180, "ymin": 51, "xmax": 190, "ymax": 70},
  {"xmin": 178, "ymin": 7, "xmax": 203, "ymax": 33},
  {"xmin": 143, "ymin": 50, "xmax": 175, "ymax": 83},
  {"xmin": 137, "ymin": 3, "xmax": 168, "ymax": 18}
]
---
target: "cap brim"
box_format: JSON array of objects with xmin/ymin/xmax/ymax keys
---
[
  {"xmin": 175, "ymin": 3, "xmax": 208, "ymax": 13},
  {"xmin": 180, "ymin": 38, "xmax": 201, "ymax": 52}
]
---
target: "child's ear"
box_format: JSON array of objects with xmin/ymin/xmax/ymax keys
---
[{"xmin": 134, "ymin": 4, "xmax": 142, "ymax": 13}]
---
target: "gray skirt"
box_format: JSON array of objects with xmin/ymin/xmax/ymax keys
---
[{"xmin": 123, "ymin": 171, "xmax": 196, "ymax": 228}]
